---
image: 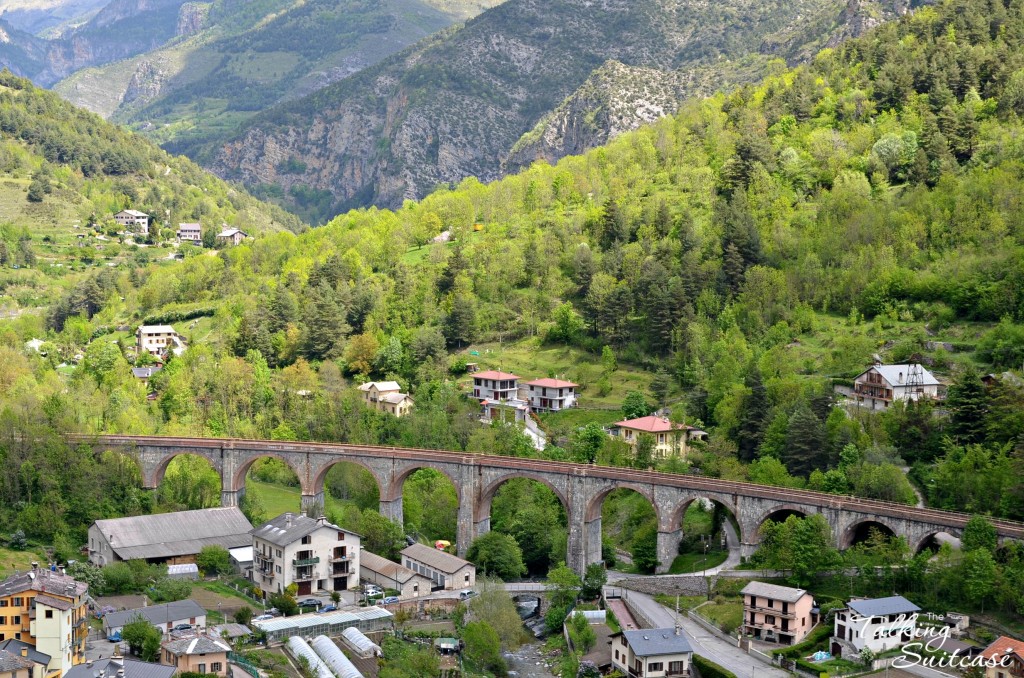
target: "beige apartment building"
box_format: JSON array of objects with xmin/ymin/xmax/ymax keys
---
[
  {"xmin": 251, "ymin": 514, "xmax": 360, "ymax": 597},
  {"xmin": 741, "ymin": 581, "xmax": 817, "ymax": 645}
]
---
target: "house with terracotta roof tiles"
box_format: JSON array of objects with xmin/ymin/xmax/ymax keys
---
[
  {"xmin": 609, "ymin": 415, "xmax": 707, "ymax": 458},
  {"xmin": 980, "ymin": 635, "xmax": 1024, "ymax": 678},
  {"xmin": 471, "ymin": 371, "xmax": 521, "ymax": 402},
  {"xmin": 524, "ymin": 378, "xmax": 578, "ymax": 413}
]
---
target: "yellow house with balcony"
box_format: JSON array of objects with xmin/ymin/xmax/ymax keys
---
[{"xmin": 0, "ymin": 566, "xmax": 89, "ymax": 678}]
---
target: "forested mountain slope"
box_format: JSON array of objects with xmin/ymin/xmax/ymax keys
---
[
  {"xmin": 0, "ymin": 0, "xmax": 195, "ymax": 85},
  {"xmin": 206, "ymin": 0, "xmax": 911, "ymax": 221},
  {"xmin": 53, "ymin": 0, "xmax": 504, "ymax": 144},
  {"xmin": 0, "ymin": 71, "xmax": 302, "ymax": 310},
  {"xmin": 1, "ymin": 0, "xmax": 1023, "ymax": 552}
]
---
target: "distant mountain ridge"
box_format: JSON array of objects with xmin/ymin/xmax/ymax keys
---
[{"xmin": 203, "ymin": 0, "xmax": 913, "ymax": 221}]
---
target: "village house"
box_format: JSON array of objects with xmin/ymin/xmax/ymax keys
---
[
  {"xmin": 399, "ymin": 543, "xmax": 475, "ymax": 591},
  {"xmin": 215, "ymin": 228, "xmax": 248, "ymax": 246},
  {"xmin": 0, "ymin": 649, "xmax": 37, "ymax": 678},
  {"xmin": 113, "ymin": 210, "xmax": 149, "ymax": 236},
  {"xmin": 741, "ymin": 581, "xmax": 817, "ymax": 645},
  {"xmin": 130, "ymin": 366, "xmax": 161, "ymax": 386},
  {"xmin": 250, "ymin": 513, "xmax": 360, "ymax": 598},
  {"xmin": 136, "ymin": 325, "xmax": 185, "ymax": 358},
  {"xmin": 176, "ymin": 223, "xmax": 202, "ymax": 244},
  {"xmin": 608, "ymin": 416, "xmax": 708, "ymax": 458},
  {"xmin": 981, "ymin": 636, "xmax": 1024, "ymax": 678},
  {"xmin": 88, "ymin": 507, "xmax": 253, "ymax": 567},
  {"xmin": 161, "ymin": 633, "xmax": 230, "ymax": 677},
  {"xmin": 0, "ymin": 641, "xmax": 49, "ymax": 678},
  {"xmin": 471, "ymin": 371, "xmax": 521, "ymax": 402},
  {"xmin": 358, "ymin": 381, "xmax": 414, "ymax": 417},
  {"xmin": 0, "ymin": 566, "xmax": 89, "ymax": 677},
  {"xmin": 102, "ymin": 600, "xmax": 206, "ymax": 638},
  {"xmin": 359, "ymin": 551, "xmax": 432, "ymax": 599},
  {"xmin": 831, "ymin": 595, "xmax": 920, "ymax": 658},
  {"xmin": 611, "ymin": 627, "xmax": 692, "ymax": 677},
  {"xmin": 523, "ymin": 378, "xmax": 578, "ymax": 412},
  {"xmin": 851, "ymin": 364, "xmax": 940, "ymax": 410}
]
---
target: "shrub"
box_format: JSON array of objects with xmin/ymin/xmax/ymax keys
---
[{"xmin": 693, "ymin": 654, "xmax": 737, "ymax": 678}]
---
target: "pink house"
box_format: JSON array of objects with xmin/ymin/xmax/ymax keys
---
[
  {"xmin": 471, "ymin": 371, "xmax": 521, "ymax": 402},
  {"xmin": 741, "ymin": 581, "xmax": 817, "ymax": 645},
  {"xmin": 524, "ymin": 378, "xmax": 578, "ymax": 412}
]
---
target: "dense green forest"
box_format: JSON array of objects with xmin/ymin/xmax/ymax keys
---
[{"xmin": 2, "ymin": 0, "xmax": 1024, "ymax": 573}]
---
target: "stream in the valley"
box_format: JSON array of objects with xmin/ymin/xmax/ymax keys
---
[{"xmin": 505, "ymin": 641, "xmax": 558, "ymax": 677}]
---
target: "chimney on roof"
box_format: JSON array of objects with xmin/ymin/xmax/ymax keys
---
[
  {"xmin": 21, "ymin": 647, "xmax": 28, "ymax": 657},
  {"xmin": 285, "ymin": 514, "xmax": 292, "ymax": 528},
  {"xmin": 898, "ymin": 371, "xmax": 904, "ymax": 383},
  {"xmin": 31, "ymin": 562, "xmax": 38, "ymax": 571}
]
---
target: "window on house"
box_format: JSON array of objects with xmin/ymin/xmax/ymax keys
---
[
  {"xmin": 0, "ymin": 617, "xmax": 5, "ymax": 624},
  {"xmin": 647, "ymin": 662, "xmax": 663, "ymax": 672},
  {"xmin": 301, "ymin": 536, "xmax": 311, "ymax": 545},
  {"xmin": 669, "ymin": 661, "xmax": 685, "ymax": 673},
  {"xmin": 0, "ymin": 601, "xmax": 7, "ymax": 607},
  {"xmin": 12, "ymin": 598, "xmax": 21, "ymax": 607},
  {"xmin": 197, "ymin": 665, "xmax": 205, "ymax": 674},
  {"xmin": 465, "ymin": 574, "xmax": 470, "ymax": 583},
  {"xmin": 765, "ymin": 615, "xmax": 775, "ymax": 625},
  {"xmin": 211, "ymin": 663, "xmax": 222, "ymax": 672},
  {"xmin": 15, "ymin": 633, "xmax": 20, "ymax": 640},
  {"xmin": 12, "ymin": 616, "xmax": 19, "ymax": 625},
  {"xmin": 276, "ymin": 566, "xmax": 281, "ymax": 573},
  {"xmin": 276, "ymin": 550, "xmax": 282, "ymax": 558},
  {"xmin": 45, "ymin": 610, "xmax": 53, "ymax": 619},
  {"xmin": 337, "ymin": 532, "xmax": 345, "ymax": 540}
]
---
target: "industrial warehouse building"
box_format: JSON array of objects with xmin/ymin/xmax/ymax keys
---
[{"xmin": 88, "ymin": 508, "xmax": 254, "ymax": 566}]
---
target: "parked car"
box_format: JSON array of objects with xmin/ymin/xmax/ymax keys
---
[
  {"xmin": 252, "ymin": 614, "xmax": 274, "ymax": 622},
  {"xmin": 298, "ymin": 598, "xmax": 321, "ymax": 608},
  {"xmin": 382, "ymin": 596, "xmax": 400, "ymax": 604},
  {"xmin": 319, "ymin": 605, "xmax": 337, "ymax": 613},
  {"xmin": 172, "ymin": 623, "xmax": 192, "ymax": 631},
  {"xmin": 459, "ymin": 589, "xmax": 477, "ymax": 600},
  {"xmin": 106, "ymin": 631, "xmax": 121, "ymax": 642}
]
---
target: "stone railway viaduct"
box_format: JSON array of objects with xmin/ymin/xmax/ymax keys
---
[{"xmin": 71, "ymin": 435, "xmax": 1024, "ymax": 574}]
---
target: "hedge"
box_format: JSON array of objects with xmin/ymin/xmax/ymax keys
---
[
  {"xmin": 772, "ymin": 623, "xmax": 833, "ymax": 658},
  {"xmin": 693, "ymin": 655, "xmax": 737, "ymax": 678}
]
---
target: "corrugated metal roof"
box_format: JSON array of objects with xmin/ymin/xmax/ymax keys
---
[
  {"xmin": 229, "ymin": 546, "xmax": 253, "ymax": 562},
  {"xmin": 94, "ymin": 507, "xmax": 253, "ymax": 561},
  {"xmin": 65, "ymin": 658, "xmax": 176, "ymax": 678},
  {"xmin": 859, "ymin": 364, "xmax": 940, "ymax": 387},
  {"xmin": 163, "ymin": 634, "xmax": 230, "ymax": 656},
  {"xmin": 400, "ymin": 543, "xmax": 473, "ymax": 575},
  {"xmin": 360, "ymin": 551, "xmax": 424, "ymax": 585}
]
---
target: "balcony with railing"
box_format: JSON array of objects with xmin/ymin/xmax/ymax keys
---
[
  {"xmin": 294, "ymin": 569, "xmax": 317, "ymax": 582},
  {"xmin": 293, "ymin": 557, "xmax": 320, "ymax": 567}
]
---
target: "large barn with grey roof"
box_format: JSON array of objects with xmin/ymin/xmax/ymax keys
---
[{"xmin": 88, "ymin": 507, "xmax": 253, "ymax": 566}]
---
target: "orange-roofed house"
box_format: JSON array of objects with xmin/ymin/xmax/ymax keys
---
[
  {"xmin": 471, "ymin": 371, "xmax": 521, "ymax": 402},
  {"xmin": 609, "ymin": 415, "xmax": 708, "ymax": 458},
  {"xmin": 524, "ymin": 378, "xmax": 578, "ymax": 413},
  {"xmin": 981, "ymin": 636, "xmax": 1024, "ymax": 678}
]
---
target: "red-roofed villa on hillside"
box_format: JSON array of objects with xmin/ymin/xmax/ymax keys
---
[
  {"xmin": 609, "ymin": 415, "xmax": 707, "ymax": 458},
  {"xmin": 472, "ymin": 371, "xmax": 521, "ymax": 402},
  {"xmin": 524, "ymin": 378, "xmax": 578, "ymax": 412}
]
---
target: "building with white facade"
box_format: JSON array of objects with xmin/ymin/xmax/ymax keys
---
[
  {"xmin": 135, "ymin": 325, "xmax": 183, "ymax": 358},
  {"xmin": 471, "ymin": 371, "xmax": 521, "ymax": 402},
  {"xmin": 89, "ymin": 507, "xmax": 252, "ymax": 566},
  {"xmin": 399, "ymin": 544, "xmax": 474, "ymax": 591},
  {"xmin": 250, "ymin": 514, "xmax": 360, "ymax": 598},
  {"xmin": 113, "ymin": 210, "xmax": 149, "ymax": 235},
  {"xmin": 524, "ymin": 378, "xmax": 578, "ymax": 413},
  {"xmin": 358, "ymin": 381, "xmax": 414, "ymax": 417},
  {"xmin": 831, "ymin": 596, "xmax": 920, "ymax": 658},
  {"xmin": 852, "ymin": 364, "xmax": 940, "ymax": 410},
  {"xmin": 215, "ymin": 228, "xmax": 248, "ymax": 246},
  {"xmin": 611, "ymin": 627, "xmax": 692, "ymax": 677},
  {"xmin": 741, "ymin": 581, "xmax": 817, "ymax": 645},
  {"xmin": 359, "ymin": 551, "xmax": 431, "ymax": 599}
]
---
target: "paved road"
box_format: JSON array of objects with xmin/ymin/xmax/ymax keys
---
[{"xmin": 621, "ymin": 590, "xmax": 790, "ymax": 678}]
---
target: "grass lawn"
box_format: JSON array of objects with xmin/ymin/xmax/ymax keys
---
[
  {"xmin": 0, "ymin": 546, "xmax": 47, "ymax": 578},
  {"xmin": 668, "ymin": 549, "xmax": 728, "ymax": 574},
  {"xmin": 697, "ymin": 600, "xmax": 744, "ymax": 634},
  {"xmin": 654, "ymin": 594, "xmax": 707, "ymax": 611}
]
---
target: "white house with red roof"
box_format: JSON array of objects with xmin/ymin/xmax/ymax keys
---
[
  {"xmin": 472, "ymin": 370, "xmax": 521, "ymax": 402},
  {"xmin": 609, "ymin": 415, "xmax": 708, "ymax": 458},
  {"xmin": 524, "ymin": 378, "xmax": 578, "ymax": 412}
]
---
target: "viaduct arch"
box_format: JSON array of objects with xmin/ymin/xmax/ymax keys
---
[{"xmin": 73, "ymin": 435, "xmax": 1024, "ymax": 574}]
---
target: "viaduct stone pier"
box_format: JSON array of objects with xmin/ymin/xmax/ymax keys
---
[{"xmin": 70, "ymin": 435, "xmax": 1024, "ymax": 574}]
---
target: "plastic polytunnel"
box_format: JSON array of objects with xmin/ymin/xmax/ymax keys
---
[
  {"xmin": 285, "ymin": 636, "xmax": 334, "ymax": 678},
  {"xmin": 311, "ymin": 634, "xmax": 364, "ymax": 678},
  {"xmin": 340, "ymin": 627, "xmax": 382, "ymax": 658}
]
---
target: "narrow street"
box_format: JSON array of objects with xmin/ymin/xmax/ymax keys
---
[{"xmin": 619, "ymin": 590, "xmax": 791, "ymax": 678}]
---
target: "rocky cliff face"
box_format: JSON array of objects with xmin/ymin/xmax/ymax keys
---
[
  {"xmin": 507, "ymin": 0, "xmax": 912, "ymax": 174},
  {"xmin": 175, "ymin": 2, "xmax": 206, "ymax": 37},
  {"xmin": 208, "ymin": 0, "xmax": 914, "ymax": 219}
]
